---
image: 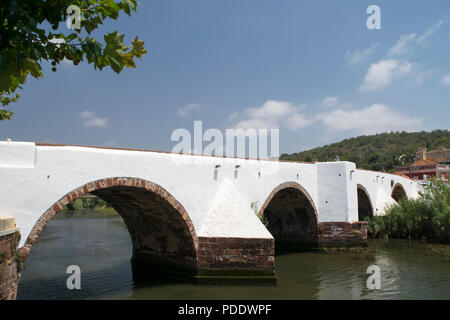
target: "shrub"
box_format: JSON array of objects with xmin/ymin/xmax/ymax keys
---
[{"xmin": 368, "ymin": 179, "xmax": 450, "ymax": 242}]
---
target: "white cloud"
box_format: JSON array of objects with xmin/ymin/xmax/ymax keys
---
[
  {"xmin": 228, "ymin": 111, "xmax": 239, "ymax": 120},
  {"xmin": 319, "ymin": 104, "xmax": 422, "ymax": 135},
  {"xmin": 410, "ymin": 69, "xmax": 432, "ymax": 87},
  {"xmin": 246, "ymin": 100, "xmax": 298, "ymax": 120},
  {"xmin": 231, "ymin": 100, "xmax": 310, "ymax": 131},
  {"xmin": 228, "ymin": 100, "xmax": 423, "ymax": 137},
  {"xmin": 322, "ymin": 96, "xmax": 339, "ymax": 107},
  {"xmin": 81, "ymin": 111, "xmax": 95, "ymax": 119},
  {"xmin": 345, "ymin": 43, "xmax": 378, "ymax": 64},
  {"xmin": 80, "ymin": 110, "xmax": 109, "ymax": 128},
  {"xmin": 177, "ymin": 103, "xmax": 200, "ymax": 118},
  {"xmin": 417, "ymin": 19, "xmax": 446, "ymax": 45},
  {"xmin": 84, "ymin": 117, "xmax": 108, "ymax": 128},
  {"xmin": 387, "ymin": 19, "xmax": 446, "ymax": 57},
  {"xmin": 387, "ymin": 33, "xmax": 417, "ymax": 57},
  {"xmin": 361, "ymin": 59, "xmax": 413, "ymax": 91},
  {"xmin": 361, "ymin": 19, "xmax": 445, "ymax": 89},
  {"xmin": 234, "ymin": 118, "xmax": 279, "ymax": 130},
  {"xmin": 284, "ymin": 113, "xmax": 313, "ymax": 130},
  {"xmin": 442, "ymin": 74, "xmax": 450, "ymax": 85}
]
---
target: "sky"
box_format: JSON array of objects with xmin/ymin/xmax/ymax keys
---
[{"xmin": 1, "ymin": 0, "xmax": 450, "ymax": 155}]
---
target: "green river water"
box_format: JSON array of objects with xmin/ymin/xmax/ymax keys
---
[{"xmin": 17, "ymin": 212, "xmax": 450, "ymax": 300}]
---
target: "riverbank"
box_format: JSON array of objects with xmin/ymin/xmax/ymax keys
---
[
  {"xmin": 423, "ymin": 242, "xmax": 450, "ymax": 259},
  {"xmin": 56, "ymin": 207, "xmax": 118, "ymax": 218}
]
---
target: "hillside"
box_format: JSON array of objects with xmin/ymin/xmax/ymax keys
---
[{"xmin": 280, "ymin": 130, "xmax": 450, "ymax": 172}]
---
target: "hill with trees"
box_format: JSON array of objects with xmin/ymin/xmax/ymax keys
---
[{"xmin": 280, "ymin": 130, "xmax": 450, "ymax": 172}]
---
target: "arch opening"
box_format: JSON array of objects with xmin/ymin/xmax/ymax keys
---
[
  {"xmin": 391, "ymin": 183, "xmax": 407, "ymax": 202},
  {"xmin": 21, "ymin": 178, "xmax": 198, "ymax": 281},
  {"xmin": 357, "ymin": 185, "xmax": 373, "ymax": 221},
  {"xmin": 260, "ymin": 183, "xmax": 318, "ymax": 250}
]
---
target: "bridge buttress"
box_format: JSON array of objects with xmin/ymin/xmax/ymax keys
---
[
  {"xmin": 196, "ymin": 237, "xmax": 275, "ymax": 281},
  {"xmin": 0, "ymin": 217, "xmax": 21, "ymax": 300},
  {"xmin": 316, "ymin": 162, "xmax": 368, "ymax": 244},
  {"xmin": 194, "ymin": 178, "xmax": 276, "ymax": 281}
]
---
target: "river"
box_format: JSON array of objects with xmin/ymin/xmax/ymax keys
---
[{"xmin": 17, "ymin": 212, "xmax": 450, "ymax": 300}]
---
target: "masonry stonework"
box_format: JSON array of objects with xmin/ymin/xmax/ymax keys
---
[
  {"xmin": 318, "ymin": 221, "xmax": 368, "ymax": 244},
  {"xmin": 0, "ymin": 218, "xmax": 20, "ymax": 300},
  {"xmin": 197, "ymin": 237, "xmax": 275, "ymax": 281}
]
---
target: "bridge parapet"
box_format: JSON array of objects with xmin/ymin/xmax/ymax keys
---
[{"xmin": 0, "ymin": 141, "xmax": 36, "ymax": 168}]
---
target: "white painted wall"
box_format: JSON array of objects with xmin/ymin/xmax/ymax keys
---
[
  {"xmin": 354, "ymin": 169, "xmax": 421, "ymax": 215},
  {"xmin": 0, "ymin": 141, "xmax": 420, "ymax": 247},
  {"xmin": 317, "ymin": 162, "xmax": 357, "ymax": 222}
]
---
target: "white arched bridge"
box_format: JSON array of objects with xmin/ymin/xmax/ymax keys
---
[{"xmin": 0, "ymin": 141, "xmax": 420, "ymax": 299}]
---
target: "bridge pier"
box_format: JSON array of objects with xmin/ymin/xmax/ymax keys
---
[
  {"xmin": 130, "ymin": 237, "xmax": 275, "ymax": 283},
  {"xmin": 196, "ymin": 237, "xmax": 275, "ymax": 282},
  {"xmin": 0, "ymin": 217, "xmax": 20, "ymax": 300},
  {"xmin": 318, "ymin": 221, "xmax": 368, "ymax": 246}
]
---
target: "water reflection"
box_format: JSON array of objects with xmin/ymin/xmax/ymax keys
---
[{"xmin": 17, "ymin": 213, "xmax": 450, "ymax": 300}]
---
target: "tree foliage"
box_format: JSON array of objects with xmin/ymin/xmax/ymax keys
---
[
  {"xmin": 66, "ymin": 196, "xmax": 111, "ymax": 210},
  {"xmin": 0, "ymin": 0, "xmax": 147, "ymax": 120},
  {"xmin": 280, "ymin": 130, "xmax": 450, "ymax": 172}
]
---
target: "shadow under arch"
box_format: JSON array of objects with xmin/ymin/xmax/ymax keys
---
[
  {"xmin": 259, "ymin": 182, "xmax": 319, "ymax": 251},
  {"xmin": 391, "ymin": 183, "xmax": 407, "ymax": 202},
  {"xmin": 357, "ymin": 184, "xmax": 374, "ymax": 221},
  {"xmin": 20, "ymin": 177, "xmax": 198, "ymax": 280}
]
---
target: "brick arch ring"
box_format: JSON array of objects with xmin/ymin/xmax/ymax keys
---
[
  {"xmin": 391, "ymin": 182, "xmax": 408, "ymax": 201},
  {"xmin": 258, "ymin": 181, "xmax": 319, "ymax": 223},
  {"xmin": 20, "ymin": 177, "xmax": 198, "ymax": 261}
]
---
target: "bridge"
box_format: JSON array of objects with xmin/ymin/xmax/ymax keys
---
[{"xmin": 0, "ymin": 141, "xmax": 420, "ymax": 299}]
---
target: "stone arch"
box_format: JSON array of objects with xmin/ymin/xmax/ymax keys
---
[
  {"xmin": 20, "ymin": 177, "xmax": 198, "ymax": 276},
  {"xmin": 259, "ymin": 182, "xmax": 319, "ymax": 249},
  {"xmin": 391, "ymin": 183, "xmax": 407, "ymax": 202},
  {"xmin": 357, "ymin": 184, "xmax": 374, "ymax": 220}
]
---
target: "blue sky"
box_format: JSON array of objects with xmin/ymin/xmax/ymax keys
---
[{"xmin": 2, "ymin": 0, "xmax": 450, "ymax": 154}]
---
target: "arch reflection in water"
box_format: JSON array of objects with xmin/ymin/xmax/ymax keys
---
[{"xmin": 18, "ymin": 214, "xmax": 450, "ymax": 300}]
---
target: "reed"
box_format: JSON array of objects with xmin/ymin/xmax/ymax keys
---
[{"xmin": 367, "ymin": 179, "xmax": 450, "ymax": 243}]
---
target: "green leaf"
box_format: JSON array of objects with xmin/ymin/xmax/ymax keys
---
[{"xmin": 0, "ymin": 0, "xmax": 147, "ymax": 119}]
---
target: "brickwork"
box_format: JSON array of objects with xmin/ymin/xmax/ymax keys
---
[
  {"xmin": 259, "ymin": 182, "xmax": 319, "ymax": 248},
  {"xmin": 259, "ymin": 182, "xmax": 318, "ymax": 220},
  {"xmin": 197, "ymin": 237, "xmax": 275, "ymax": 278},
  {"xmin": 0, "ymin": 231, "xmax": 20, "ymax": 300},
  {"xmin": 391, "ymin": 183, "xmax": 407, "ymax": 202},
  {"xmin": 318, "ymin": 221, "xmax": 368, "ymax": 243},
  {"xmin": 20, "ymin": 177, "xmax": 198, "ymax": 263}
]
